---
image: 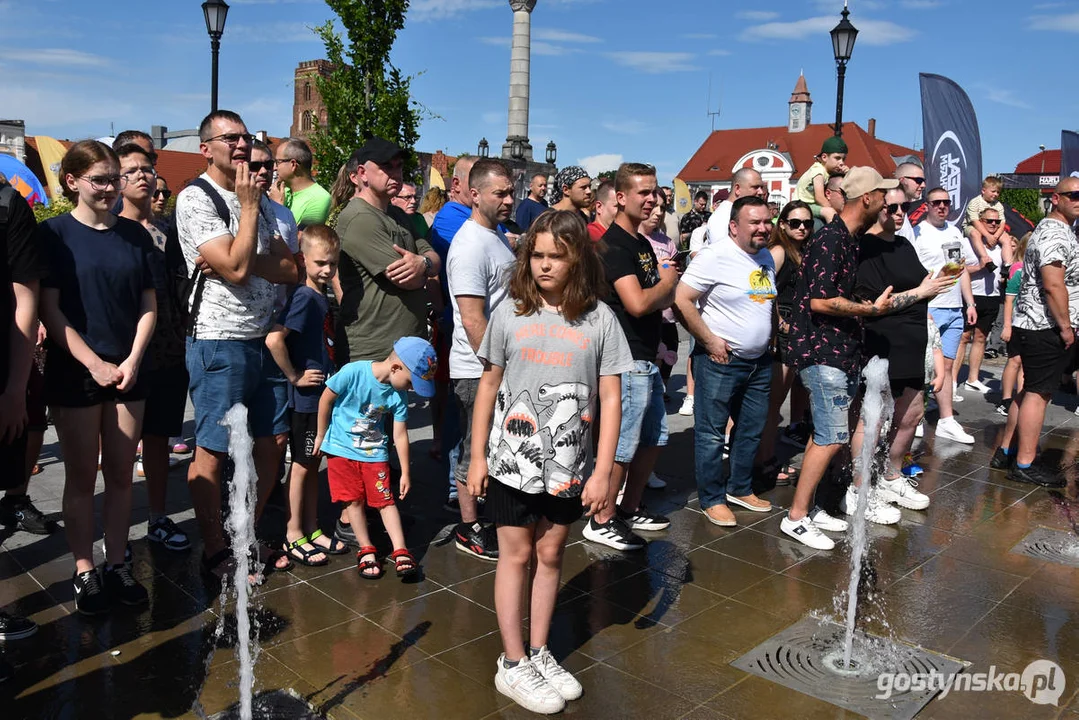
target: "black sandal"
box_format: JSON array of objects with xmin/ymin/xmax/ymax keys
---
[
  {"xmin": 282, "ymin": 535, "xmax": 329, "ymax": 567},
  {"xmin": 389, "ymin": 548, "xmax": 419, "ymax": 579},
  {"xmin": 308, "ymin": 528, "xmax": 348, "ymax": 555},
  {"xmin": 255, "ymin": 543, "xmax": 294, "ymax": 573},
  {"xmin": 356, "ymin": 546, "xmax": 382, "ymax": 580}
]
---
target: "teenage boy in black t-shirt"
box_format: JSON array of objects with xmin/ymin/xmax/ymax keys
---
[{"xmin": 585, "ymin": 164, "xmax": 679, "ymax": 551}]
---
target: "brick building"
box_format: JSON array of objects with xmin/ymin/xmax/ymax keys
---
[{"xmin": 291, "ymin": 60, "xmax": 332, "ymax": 139}]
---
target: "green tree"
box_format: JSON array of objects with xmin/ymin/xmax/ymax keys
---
[
  {"xmin": 32, "ymin": 197, "xmax": 74, "ymax": 223},
  {"xmin": 310, "ymin": 0, "xmax": 423, "ymax": 189},
  {"xmin": 597, "ymin": 170, "xmax": 616, "ymax": 182},
  {"xmin": 1001, "ymin": 188, "xmax": 1045, "ymax": 224}
]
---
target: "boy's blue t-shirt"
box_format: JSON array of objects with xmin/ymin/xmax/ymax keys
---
[
  {"xmin": 278, "ymin": 285, "xmax": 332, "ymax": 413},
  {"xmin": 321, "ymin": 361, "xmax": 408, "ymax": 463}
]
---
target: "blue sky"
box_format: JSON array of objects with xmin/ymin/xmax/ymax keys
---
[{"xmin": 2, "ymin": 0, "xmax": 1077, "ymax": 184}]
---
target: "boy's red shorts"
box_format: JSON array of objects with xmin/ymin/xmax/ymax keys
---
[{"xmin": 326, "ymin": 456, "xmax": 395, "ymax": 508}]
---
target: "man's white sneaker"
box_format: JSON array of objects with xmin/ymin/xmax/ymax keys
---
[
  {"xmin": 780, "ymin": 514, "xmax": 835, "ymax": 550},
  {"xmin": 808, "ymin": 506, "xmax": 849, "ymax": 532},
  {"xmin": 878, "ymin": 477, "xmax": 930, "ymax": 511},
  {"xmin": 495, "ymin": 655, "xmax": 566, "ymax": 714},
  {"xmin": 842, "ymin": 486, "xmax": 901, "ymax": 525},
  {"xmin": 964, "ymin": 379, "xmax": 991, "ymax": 393},
  {"xmin": 935, "ymin": 417, "xmax": 975, "ymax": 444},
  {"xmin": 951, "ymin": 391, "xmax": 964, "ymax": 403},
  {"xmin": 678, "ymin": 395, "xmax": 694, "ymax": 416},
  {"xmin": 647, "ymin": 473, "xmax": 667, "ymax": 489},
  {"xmin": 914, "ymin": 422, "xmax": 924, "ymax": 438},
  {"xmin": 530, "ymin": 646, "xmax": 583, "ymax": 701}
]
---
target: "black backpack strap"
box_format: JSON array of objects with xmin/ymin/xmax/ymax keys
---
[{"xmin": 184, "ymin": 178, "xmax": 233, "ymax": 338}]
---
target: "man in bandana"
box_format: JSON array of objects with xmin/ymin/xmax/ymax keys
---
[{"xmin": 551, "ymin": 165, "xmax": 593, "ymax": 218}]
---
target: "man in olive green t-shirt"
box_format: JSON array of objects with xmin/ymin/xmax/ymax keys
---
[
  {"xmin": 335, "ymin": 137, "xmax": 440, "ymax": 364},
  {"xmin": 273, "ymin": 138, "xmax": 332, "ymax": 228}
]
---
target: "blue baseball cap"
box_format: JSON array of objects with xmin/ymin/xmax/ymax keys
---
[{"xmin": 393, "ymin": 336, "xmax": 438, "ymax": 398}]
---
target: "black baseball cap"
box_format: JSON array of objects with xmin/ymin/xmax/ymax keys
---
[{"xmin": 349, "ymin": 137, "xmax": 407, "ymax": 166}]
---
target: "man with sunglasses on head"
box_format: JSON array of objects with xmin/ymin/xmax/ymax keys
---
[
  {"xmin": 993, "ymin": 178, "xmax": 1079, "ymax": 487},
  {"xmin": 271, "ymin": 138, "xmax": 331, "ymax": 229},
  {"xmin": 175, "ymin": 110, "xmax": 299, "ymax": 582},
  {"xmin": 894, "ymin": 162, "xmax": 927, "ymax": 240},
  {"xmin": 912, "ymin": 187, "xmax": 978, "ymax": 445}
]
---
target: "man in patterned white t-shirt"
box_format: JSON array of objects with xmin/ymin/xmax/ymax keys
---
[
  {"xmin": 175, "ymin": 110, "xmax": 298, "ymax": 578},
  {"xmin": 994, "ymin": 177, "xmax": 1079, "ymax": 487}
]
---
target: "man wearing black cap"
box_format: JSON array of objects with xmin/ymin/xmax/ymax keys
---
[{"xmin": 335, "ymin": 137, "xmax": 441, "ymax": 365}]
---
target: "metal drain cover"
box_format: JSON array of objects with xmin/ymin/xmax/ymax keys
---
[
  {"xmin": 210, "ymin": 689, "xmax": 327, "ymax": 719},
  {"xmin": 1010, "ymin": 527, "xmax": 1079, "ymax": 568},
  {"xmin": 731, "ymin": 616, "xmax": 966, "ymax": 720}
]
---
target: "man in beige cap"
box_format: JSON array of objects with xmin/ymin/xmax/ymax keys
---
[{"xmin": 779, "ymin": 167, "xmax": 901, "ymax": 550}]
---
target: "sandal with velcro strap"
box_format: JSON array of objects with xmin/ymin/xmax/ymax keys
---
[
  {"xmin": 282, "ymin": 536, "xmax": 329, "ymax": 567},
  {"xmin": 308, "ymin": 528, "xmax": 349, "ymax": 555},
  {"xmin": 389, "ymin": 548, "xmax": 419, "ymax": 579},
  {"xmin": 356, "ymin": 546, "xmax": 383, "ymax": 580}
]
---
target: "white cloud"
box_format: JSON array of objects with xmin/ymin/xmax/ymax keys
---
[
  {"xmin": 578, "ymin": 153, "xmax": 623, "ymax": 178},
  {"xmin": 736, "ymin": 11, "xmax": 779, "ymax": 21},
  {"xmin": 533, "ymin": 29, "xmax": 601, "ymax": 43},
  {"xmin": 601, "ymin": 120, "xmax": 647, "ymax": 135},
  {"xmin": 409, "ymin": 0, "xmax": 501, "ymax": 21},
  {"xmin": 984, "ymin": 88, "xmax": 1033, "ymax": 110},
  {"xmin": 480, "ymin": 28, "xmax": 599, "ymax": 56},
  {"xmin": 1028, "ymin": 11, "xmax": 1079, "ymax": 31},
  {"xmin": 605, "ymin": 51, "xmax": 698, "ymax": 73},
  {"xmin": 900, "ymin": 0, "xmax": 941, "ymax": 7},
  {"xmin": 0, "ymin": 48, "xmax": 112, "ymax": 68},
  {"xmin": 741, "ymin": 16, "xmax": 916, "ymax": 45}
]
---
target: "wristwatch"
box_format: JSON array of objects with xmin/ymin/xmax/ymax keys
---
[{"xmin": 422, "ymin": 255, "xmax": 434, "ymax": 277}]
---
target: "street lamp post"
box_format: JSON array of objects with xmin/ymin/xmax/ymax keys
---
[
  {"xmin": 545, "ymin": 141, "xmax": 557, "ymax": 166},
  {"xmin": 830, "ymin": 1, "xmax": 858, "ymax": 137},
  {"xmin": 202, "ymin": 0, "xmax": 230, "ymax": 113},
  {"xmin": 478, "ymin": 138, "xmax": 490, "ymax": 158},
  {"xmin": 1040, "ymin": 144, "xmax": 1047, "ymax": 174}
]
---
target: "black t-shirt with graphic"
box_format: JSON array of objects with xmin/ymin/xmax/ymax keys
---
[{"xmin": 599, "ymin": 222, "xmax": 662, "ymax": 362}]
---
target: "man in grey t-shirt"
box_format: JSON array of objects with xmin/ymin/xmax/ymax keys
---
[{"xmin": 446, "ymin": 158, "xmax": 516, "ymax": 561}]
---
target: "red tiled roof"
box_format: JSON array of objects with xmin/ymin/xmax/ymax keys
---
[
  {"xmin": 677, "ymin": 122, "xmax": 919, "ymax": 184},
  {"xmin": 1014, "ymin": 149, "xmax": 1060, "ymax": 175}
]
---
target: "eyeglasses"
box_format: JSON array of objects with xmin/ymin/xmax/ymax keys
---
[
  {"xmin": 1059, "ymin": 190, "xmax": 1079, "ymax": 201},
  {"xmin": 153, "ymin": 189, "xmax": 172, "ymax": 200},
  {"xmin": 248, "ymin": 161, "xmax": 273, "ymax": 174},
  {"xmin": 902, "ymin": 176, "xmax": 926, "ymax": 185},
  {"xmin": 204, "ymin": 132, "xmax": 255, "ymax": 147},
  {"xmin": 983, "ymin": 219, "xmax": 1001, "ymax": 225},
  {"xmin": 273, "ymin": 157, "xmax": 295, "ymax": 165},
  {"xmin": 929, "ymin": 198, "xmax": 952, "ymax": 208},
  {"xmin": 397, "ymin": 194, "xmax": 416, "ymax": 201},
  {"xmin": 785, "ymin": 218, "xmax": 812, "ymax": 230},
  {"xmin": 79, "ymin": 175, "xmax": 125, "ymax": 191},
  {"xmin": 120, "ymin": 166, "xmax": 156, "ymax": 181}
]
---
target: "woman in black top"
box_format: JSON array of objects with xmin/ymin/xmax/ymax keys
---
[
  {"xmin": 756, "ymin": 201, "xmax": 812, "ymax": 486},
  {"xmin": 853, "ymin": 189, "xmax": 954, "ymax": 502}
]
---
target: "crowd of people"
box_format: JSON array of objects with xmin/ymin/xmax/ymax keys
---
[{"xmin": 1, "ymin": 117, "xmax": 1076, "ymax": 713}]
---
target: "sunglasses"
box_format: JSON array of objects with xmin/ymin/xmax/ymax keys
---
[
  {"xmin": 248, "ymin": 161, "xmax": 273, "ymax": 174},
  {"xmin": 983, "ymin": 218, "xmax": 1001, "ymax": 225},
  {"xmin": 886, "ymin": 203, "xmax": 904, "ymax": 214},
  {"xmin": 902, "ymin": 176, "xmax": 926, "ymax": 184},
  {"xmin": 1059, "ymin": 190, "xmax": 1079, "ymax": 201},
  {"xmin": 784, "ymin": 218, "xmax": 812, "ymax": 230},
  {"xmin": 204, "ymin": 132, "xmax": 255, "ymax": 147},
  {"xmin": 929, "ymin": 198, "xmax": 952, "ymax": 207},
  {"xmin": 153, "ymin": 189, "xmax": 172, "ymax": 200}
]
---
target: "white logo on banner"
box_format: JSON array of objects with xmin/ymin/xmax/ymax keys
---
[{"xmin": 931, "ymin": 131, "xmax": 969, "ymax": 219}]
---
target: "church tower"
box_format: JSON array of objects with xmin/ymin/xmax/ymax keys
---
[{"xmin": 788, "ymin": 72, "xmax": 812, "ymax": 133}]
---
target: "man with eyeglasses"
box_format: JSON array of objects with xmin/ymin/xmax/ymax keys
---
[
  {"xmin": 111, "ymin": 130, "xmax": 157, "ymax": 215},
  {"xmin": 272, "ymin": 138, "xmax": 331, "ymax": 229},
  {"xmin": 674, "ymin": 196, "xmax": 777, "ymax": 529},
  {"xmin": 993, "ymin": 178, "xmax": 1079, "ymax": 487},
  {"xmin": 911, "ymin": 187, "xmax": 978, "ymax": 445},
  {"xmin": 391, "ymin": 181, "xmax": 428, "ymax": 239},
  {"xmin": 174, "ymin": 110, "xmax": 299, "ymax": 582},
  {"xmin": 706, "ymin": 168, "xmax": 767, "ymax": 246},
  {"xmin": 894, "ymin": 162, "xmax": 927, "ymax": 240}
]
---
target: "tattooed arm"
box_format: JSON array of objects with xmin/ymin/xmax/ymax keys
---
[{"xmin": 810, "ymin": 288, "xmax": 893, "ymax": 317}]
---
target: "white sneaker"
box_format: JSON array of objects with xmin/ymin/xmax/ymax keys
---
[
  {"xmin": 808, "ymin": 506, "xmax": 849, "ymax": 532},
  {"xmin": 136, "ymin": 460, "xmax": 145, "ymax": 478},
  {"xmin": 842, "ymin": 486, "xmax": 902, "ymax": 525},
  {"xmin": 495, "ymin": 655, "xmax": 566, "ymax": 714},
  {"xmin": 878, "ymin": 476, "xmax": 930, "ymax": 511},
  {"xmin": 678, "ymin": 395, "xmax": 694, "ymax": 416},
  {"xmin": 647, "ymin": 473, "xmax": 667, "ymax": 489},
  {"xmin": 530, "ymin": 646, "xmax": 583, "ymax": 701},
  {"xmin": 935, "ymin": 417, "xmax": 975, "ymax": 445},
  {"xmin": 914, "ymin": 422, "xmax": 924, "ymax": 438},
  {"xmin": 781, "ymin": 514, "xmax": 835, "ymax": 550},
  {"xmin": 951, "ymin": 391, "xmax": 964, "ymax": 403},
  {"xmin": 964, "ymin": 379, "xmax": 991, "ymax": 393}
]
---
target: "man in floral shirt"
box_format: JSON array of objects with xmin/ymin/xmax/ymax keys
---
[
  {"xmin": 678, "ymin": 190, "xmax": 710, "ymax": 246},
  {"xmin": 781, "ymin": 167, "xmax": 897, "ymax": 550}
]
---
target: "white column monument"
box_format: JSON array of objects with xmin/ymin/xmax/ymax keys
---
[{"xmin": 501, "ymin": 0, "xmax": 535, "ymax": 161}]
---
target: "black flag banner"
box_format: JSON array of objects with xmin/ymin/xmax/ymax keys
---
[
  {"xmin": 920, "ymin": 73, "xmax": 982, "ymax": 225},
  {"xmin": 1061, "ymin": 130, "xmax": 1079, "ymax": 181}
]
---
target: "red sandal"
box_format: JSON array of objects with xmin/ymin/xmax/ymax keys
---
[
  {"xmin": 356, "ymin": 546, "xmax": 382, "ymax": 580},
  {"xmin": 389, "ymin": 548, "xmax": 419, "ymax": 579}
]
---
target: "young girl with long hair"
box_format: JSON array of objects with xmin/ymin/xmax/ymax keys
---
[
  {"xmin": 466, "ymin": 210, "xmax": 632, "ymax": 714},
  {"xmin": 38, "ymin": 140, "xmax": 157, "ymax": 615}
]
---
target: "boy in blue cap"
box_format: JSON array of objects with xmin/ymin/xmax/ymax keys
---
[{"xmin": 314, "ymin": 336, "xmax": 437, "ymax": 579}]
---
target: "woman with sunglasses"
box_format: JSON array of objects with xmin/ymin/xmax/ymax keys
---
[
  {"xmin": 756, "ymin": 200, "xmax": 813, "ymax": 487},
  {"xmin": 953, "ymin": 206, "xmax": 1005, "ymax": 395},
  {"xmin": 852, "ymin": 189, "xmax": 955, "ymax": 519},
  {"xmin": 37, "ymin": 140, "xmax": 157, "ymax": 615},
  {"xmin": 151, "ymin": 177, "xmax": 171, "ymax": 218}
]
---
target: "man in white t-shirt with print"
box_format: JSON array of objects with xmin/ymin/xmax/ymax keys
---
[
  {"xmin": 911, "ymin": 186, "xmax": 978, "ymax": 445},
  {"xmin": 175, "ymin": 110, "xmax": 298, "ymax": 579},
  {"xmin": 447, "ymin": 158, "xmax": 518, "ymax": 561},
  {"xmin": 674, "ymin": 196, "xmax": 777, "ymax": 528},
  {"xmin": 705, "ymin": 168, "xmax": 766, "ymax": 246}
]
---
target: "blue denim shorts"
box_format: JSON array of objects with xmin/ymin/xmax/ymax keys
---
[
  {"xmin": 614, "ymin": 360, "xmax": 668, "ymax": 463},
  {"xmin": 186, "ymin": 337, "xmax": 290, "ymax": 453},
  {"xmin": 799, "ymin": 364, "xmax": 858, "ymax": 446},
  {"xmin": 929, "ymin": 307, "xmax": 964, "ymax": 360}
]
